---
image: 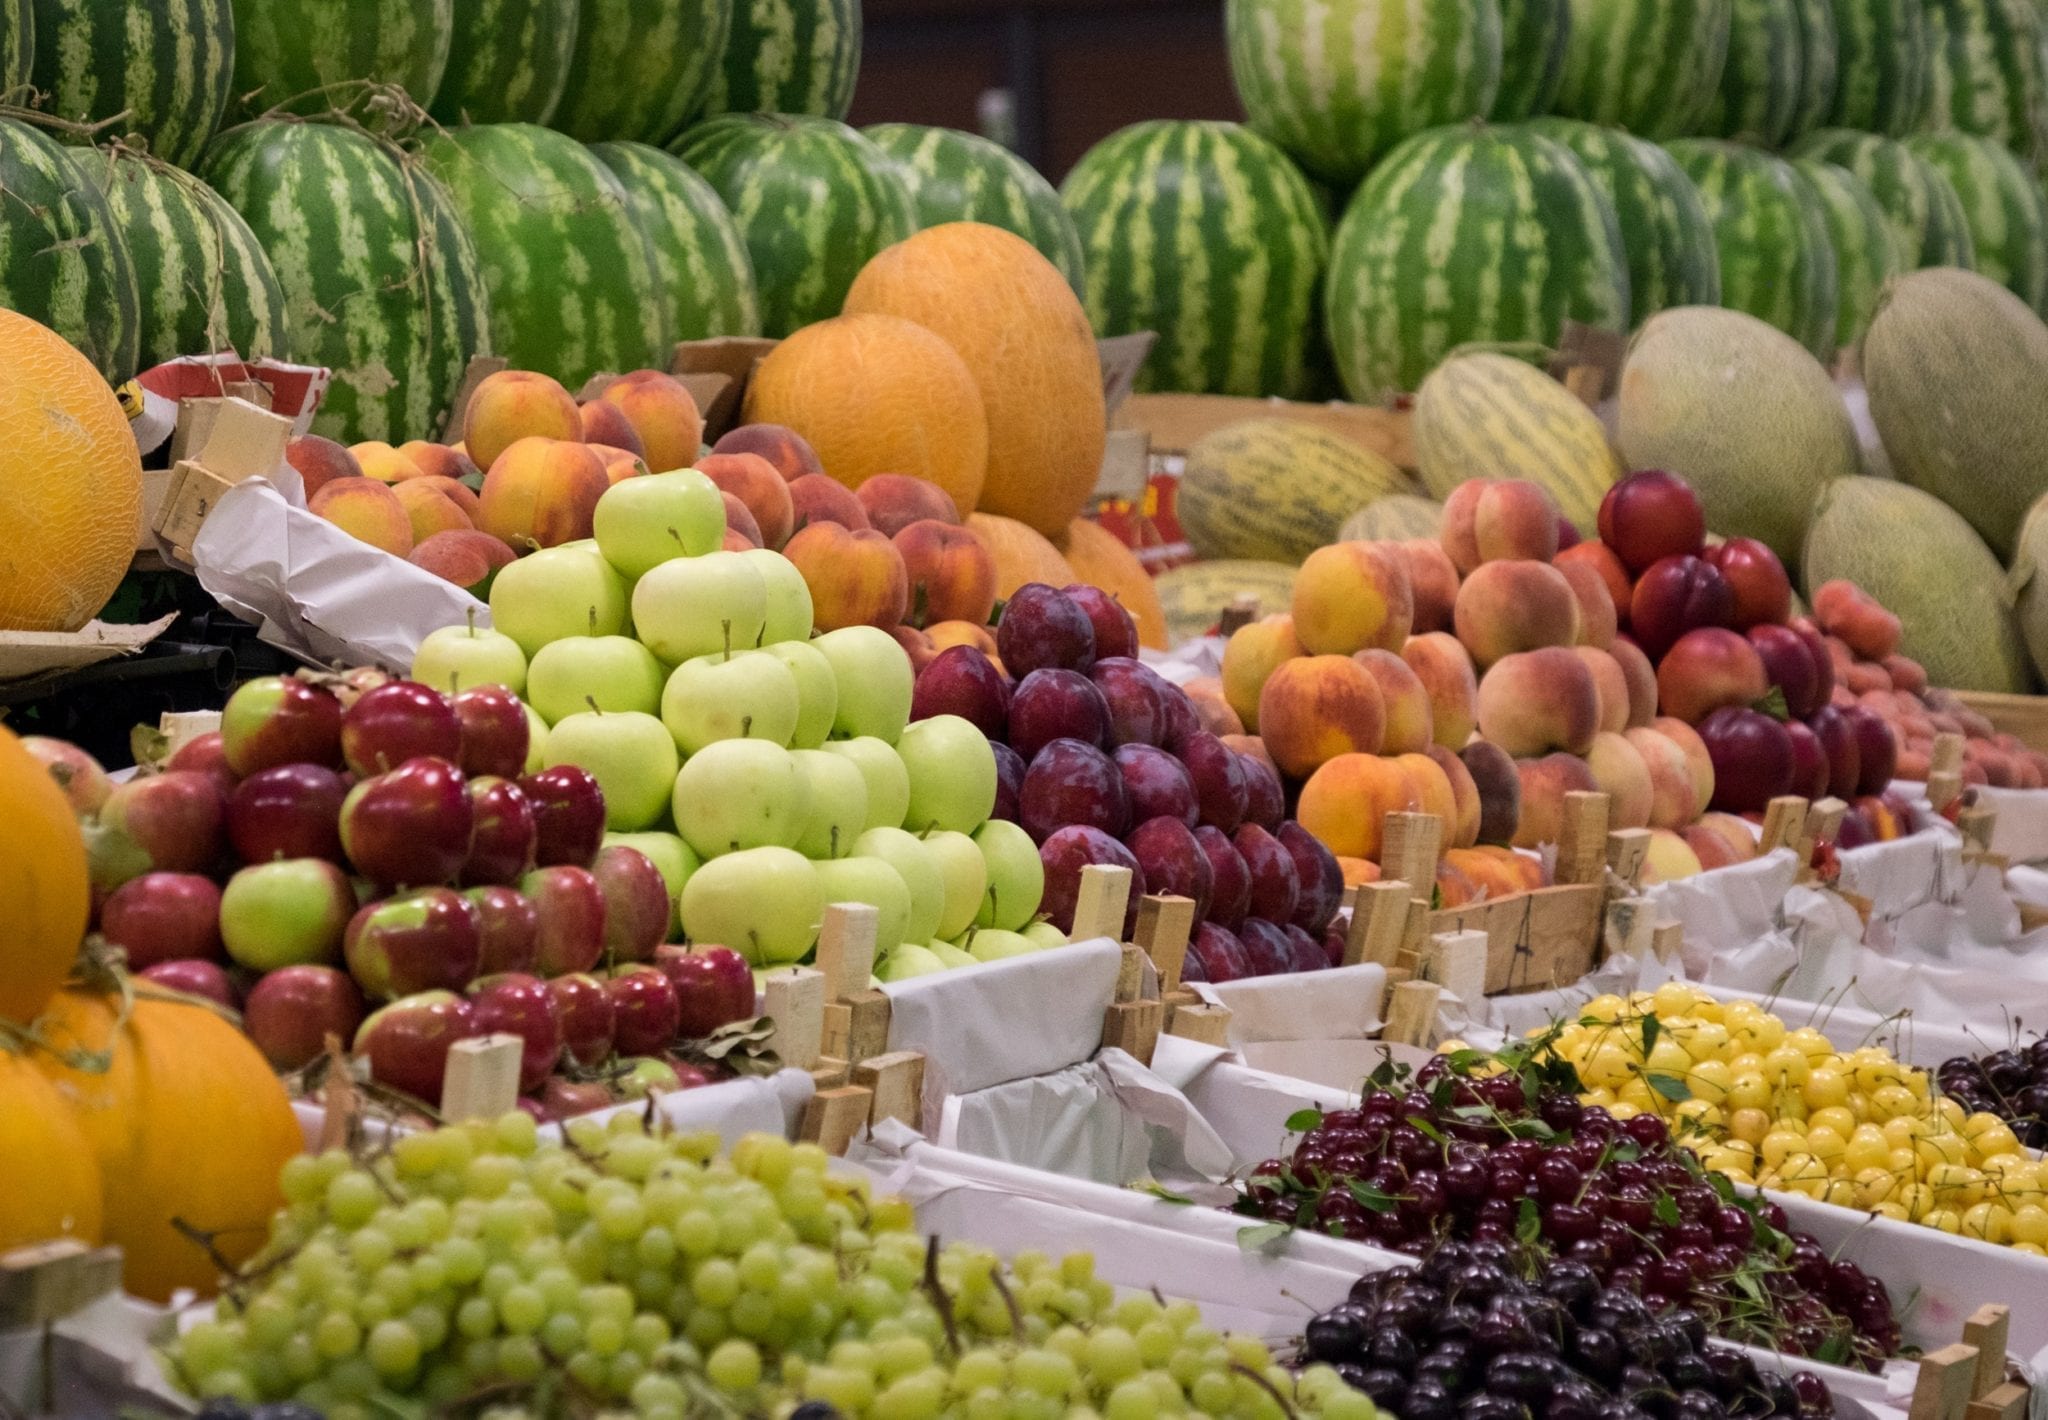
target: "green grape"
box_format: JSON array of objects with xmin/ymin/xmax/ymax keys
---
[
  {"xmin": 314, "ymin": 1311, "xmax": 361, "ymax": 1360},
  {"xmin": 691, "ymin": 1257, "xmax": 740, "ymax": 1308},
  {"xmin": 634, "ymin": 1225, "xmax": 676, "ymax": 1270},
  {"xmin": 706, "ymin": 1337, "xmax": 764, "ymax": 1391},
  {"xmin": 497, "ymin": 1284, "xmax": 545, "ymax": 1334},
  {"xmin": 873, "ymin": 1368, "xmax": 947, "ymax": 1419},
  {"xmin": 404, "ymin": 1303, "xmax": 449, "ymax": 1353},
  {"xmin": 540, "ymin": 1311, "xmax": 582, "ymax": 1356},
  {"xmin": 565, "ymin": 1348, "xmax": 609, "ymax": 1391},
  {"xmin": 364, "ymin": 1320, "xmax": 421, "ymax": 1378},
  {"xmin": 729, "ymin": 1290, "xmax": 776, "ymax": 1339},
  {"xmin": 1104, "ymin": 1378, "xmax": 1161, "ymax": 1420},
  {"xmin": 497, "ymin": 1335, "xmax": 545, "ymax": 1384},
  {"xmin": 1085, "ymin": 1327, "xmax": 1143, "ymax": 1385},
  {"xmin": 585, "ymin": 1313, "xmax": 627, "ymax": 1356},
  {"xmin": 455, "ymin": 1296, "xmax": 497, "ymax": 1341},
  {"xmin": 325, "ymin": 1171, "xmax": 381, "ymax": 1229},
  {"xmin": 279, "ymin": 1154, "xmax": 325, "ymax": 1205},
  {"xmin": 627, "ymin": 1312, "xmax": 671, "ymax": 1357},
  {"xmin": 606, "ymin": 1347, "xmax": 645, "ymax": 1390},
  {"xmin": 493, "ymin": 1111, "xmax": 538, "ymax": 1155}
]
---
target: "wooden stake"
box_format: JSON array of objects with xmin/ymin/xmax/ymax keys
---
[
  {"xmin": 798, "ymin": 1086, "xmax": 874, "ymax": 1156},
  {"xmin": 1605, "ymin": 829, "xmax": 1652, "ymax": 891},
  {"xmin": 852, "ymin": 1051, "xmax": 926, "ymax": 1130},
  {"xmin": 1166, "ymin": 1003, "xmax": 1232, "ymax": 1045},
  {"xmin": 821, "ymin": 990, "xmax": 891, "ymax": 1065},
  {"xmin": 1602, "ymin": 896, "xmax": 1656, "ymax": 963},
  {"xmin": 1965, "ymin": 1386, "xmax": 2027, "ymax": 1420},
  {"xmin": 1070, "ymin": 863, "xmax": 1134, "ymax": 943},
  {"xmin": 0, "ymin": 1241, "xmax": 123, "ymax": 1328},
  {"xmin": 1101, "ymin": 1000, "xmax": 1164, "ymax": 1064},
  {"xmin": 1650, "ymin": 920, "xmax": 1685, "ymax": 964},
  {"xmin": 1758, "ymin": 796, "xmax": 1810, "ymax": 856},
  {"xmin": 1963, "ymin": 1306, "xmax": 2009, "ymax": 1399},
  {"xmin": 1345, "ymin": 880, "xmax": 1411, "ymax": 968},
  {"xmin": 1910, "ymin": 1345, "xmax": 1981, "ymax": 1420},
  {"xmin": 1958, "ymin": 804, "xmax": 1998, "ymax": 854},
  {"xmin": 1383, "ymin": 980, "xmax": 1442, "ymax": 1047},
  {"xmin": 1113, "ymin": 944, "xmax": 1147, "ymax": 1003},
  {"xmin": 159, "ymin": 709, "xmax": 221, "ymax": 757},
  {"xmin": 1381, "ymin": 812, "xmax": 1442, "ymax": 904},
  {"xmin": 1555, "ymin": 792, "xmax": 1612, "ymax": 886},
  {"xmin": 762, "ymin": 967, "xmax": 827, "ymax": 1072},
  {"xmin": 1217, "ymin": 594, "xmax": 1260, "ymax": 639},
  {"xmin": 1133, "ymin": 894, "xmax": 1196, "ymax": 993},
  {"xmin": 1423, "ymin": 930, "xmax": 1488, "ymax": 1005},
  {"xmin": 441, "ymin": 1035, "xmax": 523, "ymax": 1123},
  {"xmin": 1399, "ymin": 897, "xmax": 1431, "ymax": 970},
  {"xmin": 814, "ymin": 902, "xmax": 879, "ymax": 1001}
]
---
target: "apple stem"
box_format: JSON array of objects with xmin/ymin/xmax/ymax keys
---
[
  {"xmin": 741, "ymin": 715, "xmax": 753, "ymax": 737},
  {"xmin": 465, "ymin": 606, "xmax": 478, "ymax": 636},
  {"xmin": 721, "ymin": 619, "xmax": 732, "ymax": 661},
  {"xmin": 830, "ymin": 826, "xmax": 840, "ymax": 856},
  {"xmin": 586, "ymin": 695, "xmax": 601, "ymax": 716},
  {"xmin": 588, "ymin": 607, "xmax": 598, "ymax": 636},
  {"xmin": 668, "ymin": 526, "xmax": 682, "ymax": 548}
]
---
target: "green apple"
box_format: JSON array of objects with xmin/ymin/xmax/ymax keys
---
[
  {"xmin": 896, "ymin": 714, "xmax": 998, "ymax": 834},
  {"xmin": 739, "ymin": 547, "xmax": 815, "ymax": 646},
  {"xmin": 791, "ymin": 750, "xmax": 869, "ymax": 860},
  {"xmin": 544, "ymin": 710, "xmax": 679, "ymax": 831},
  {"xmin": 411, "ymin": 618, "xmax": 528, "ymax": 696},
  {"xmin": 593, "ymin": 469, "xmax": 724, "ymax": 578},
  {"xmin": 814, "ymin": 855, "xmax": 912, "ymax": 955},
  {"xmin": 671, "ymin": 740, "xmax": 807, "ymax": 858},
  {"xmin": 660, "ymin": 649, "xmax": 800, "ymax": 753},
  {"xmin": 973, "ymin": 819, "xmax": 1044, "ymax": 931},
  {"xmin": 604, "ymin": 830, "xmax": 699, "ymax": 933},
  {"xmin": 632, "ymin": 550, "xmax": 767, "ymax": 666},
  {"xmin": 679, "ymin": 847, "xmax": 822, "ymax": 965},
  {"xmin": 1022, "ymin": 920, "xmax": 1067, "ymax": 949},
  {"xmin": 921, "ymin": 829, "xmax": 989, "ymax": 940},
  {"xmin": 851, "ymin": 826, "xmax": 943, "ymax": 948},
  {"xmin": 522, "ymin": 705, "xmax": 549, "ymax": 774},
  {"xmin": 813, "ymin": 625, "xmax": 914, "ymax": 743},
  {"xmin": 965, "ymin": 927, "xmax": 1039, "ymax": 963},
  {"xmin": 761, "ymin": 640, "xmax": 839, "ymax": 749},
  {"xmin": 489, "ymin": 545, "xmax": 630, "ymax": 658},
  {"xmin": 878, "ymin": 944, "xmax": 947, "ymax": 982},
  {"xmin": 219, "ymin": 858, "xmax": 355, "ymax": 970},
  {"xmin": 527, "ymin": 635, "xmax": 666, "ymax": 724},
  {"xmin": 820, "ymin": 736, "xmax": 909, "ymax": 831},
  {"xmin": 925, "ymin": 938, "xmax": 978, "ymax": 970}
]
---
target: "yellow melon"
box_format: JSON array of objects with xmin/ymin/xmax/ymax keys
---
[
  {"xmin": 1059, "ymin": 517, "xmax": 1169, "ymax": 650},
  {"xmin": 966, "ymin": 512, "xmax": 1076, "ymax": 601}
]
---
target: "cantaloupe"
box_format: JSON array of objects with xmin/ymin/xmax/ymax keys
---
[
  {"xmin": 1864, "ymin": 267, "xmax": 2048, "ymax": 562},
  {"xmin": 1617, "ymin": 306, "xmax": 1859, "ymax": 569},
  {"xmin": 1176, "ymin": 418, "xmax": 1416, "ymax": 563},
  {"xmin": 1154, "ymin": 560, "xmax": 1299, "ymax": 646},
  {"xmin": 1340, "ymin": 493, "xmax": 1444, "ymax": 543},
  {"xmin": 966, "ymin": 512, "xmax": 1076, "ymax": 601},
  {"xmin": 1413, "ymin": 351, "xmax": 1624, "ymax": 531},
  {"xmin": 1803, "ymin": 478, "xmax": 2029, "ymax": 693},
  {"xmin": 1059, "ymin": 517, "xmax": 1169, "ymax": 650},
  {"xmin": 2007, "ymin": 493, "xmax": 2048, "ymax": 687}
]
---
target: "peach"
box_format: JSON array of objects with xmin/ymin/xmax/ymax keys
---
[
  {"xmin": 1610, "ymin": 636, "xmax": 1658, "ymax": 728},
  {"xmin": 927, "ymin": 620, "xmax": 998, "ymax": 658},
  {"xmin": 1476, "ymin": 647, "xmax": 1600, "ymax": 757},
  {"xmin": 1188, "ymin": 681, "xmax": 1246, "ymax": 738},
  {"xmin": 1556, "ymin": 559, "xmax": 1617, "ymax": 649},
  {"xmin": 1812, "ymin": 579, "xmax": 1902, "ymax": 661},
  {"xmin": 1473, "ymin": 479, "xmax": 1562, "ymax": 564},
  {"xmin": 1400, "ymin": 632, "xmax": 1479, "ymax": 749},
  {"xmin": 782, "ymin": 522, "xmax": 909, "ymax": 630},
  {"xmin": 397, "ymin": 441, "xmax": 482, "ymax": 483},
  {"xmin": 311, "ymin": 478, "xmax": 413, "ymax": 557},
  {"xmin": 712, "ymin": 421, "xmax": 824, "ymax": 482},
  {"xmin": 1291, "ymin": 541, "xmax": 1414, "ymax": 655},
  {"xmin": 894, "ymin": 518, "xmax": 997, "ymax": 627},
  {"xmin": 1556, "ymin": 541, "xmax": 1633, "ymax": 619},
  {"xmin": 1336, "ymin": 856, "xmax": 1382, "ymax": 887},
  {"xmin": 464, "ymin": 369, "xmax": 582, "ymax": 472},
  {"xmin": 410, "ymin": 529, "xmax": 516, "ymax": 595},
  {"xmin": 594, "ymin": 371, "xmax": 704, "ymax": 474},
  {"xmin": 856, "ymin": 474, "xmax": 961, "ymax": 537},
  {"xmin": 477, "ymin": 437, "xmax": 610, "ymax": 550},
  {"xmin": 413, "ymin": 474, "xmax": 480, "ymax": 522},
  {"xmin": 1395, "ymin": 751, "xmax": 1457, "ymax": 840},
  {"xmin": 1640, "ymin": 828, "xmax": 1705, "ymax": 885},
  {"xmin": 393, "ymin": 477, "xmax": 473, "ymax": 544},
  {"xmin": 1353, "ymin": 648, "xmax": 1433, "ymax": 754},
  {"xmin": 1221, "ymin": 615, "xmax": 1305, "ymax": 731},
  {"xmin": 1585, "ymin": 731, "xmax": 1654, "ymax": 829},
  {"xmin": 1513, "ymin": 752, "xmax": 1599, "ymax": 849},
  {"xmin": 1626, "ymin": 726, "xmax": 1698, "ymax": 830},
  {"xmin": 1653, "ymin": 716, "xmax": 1716, "ymax": 819},
  {"xmin": 1297, "ymin": 753, "xmax": 1421, "ymax": 862},
  {"xmin": 286, "ymin": 434, "xmax": 362, "ymax": 500},
  {"xmin": 1453, "ymin": 560, "xmax": 1581, "ymax": 667},
  {"xmin": 1439, "ymin": 479, "xmax": 1491, "ymax": 575},
  {"xmin": 722, "ymin": 528, "xmax": 756, "ymax": 553},
  {"xmin": 1221, "ymin": 733, "xmax": 1276, "ymax": 778},
  {"xmin": 579, "ymin": 398, "xmax": 646, "ymax": 456},
  {"xmin": 1257, "ymin": 655, "xmax": 1387, "ymax": 778},
  {"xmin": 351, "ymin": 440, "xmax": 427, "ymax": 483},
  {"xmin": 789, "ymin": 473, "xmax": 871, "ymax": 532},
  {"xmin": 1693, "ymin": 811, "xmax": 1758, "ymax": 863},
  {"xmin": 890, "ymin": 624, "xmax": 937, "ymax": 672},
  {"xmin": 1459, "ymin": 740, "xmax": 1521, "ymax": 846},
  {"xmin": 592, "ymin": 445, "xmax": 652, "ymax": 484},
  {"xmin": 1657, "ymin": 627, "xmax": 1767, "ymax": 725},
  {"xmin": 1444, "ymin": 846, "xmax": 1520, "ymax": 899},
  {"xmin": 721, "ymin": 492, "xmax": 763, "ymax": 547},
  {"xmin": 1435, "ymin": 858, "xmax": 1479, "ymax": 907},
  {"xmin": 1426, "ymin": 744, "xmax": 1483, "ymax": 849},
  {"xmin": 1397, "ymin": 538, "xmax": 1460, "ymax": 634},
  {"xmin": 1574, "ymin": 647, "xmax": 1630, "ymax": 735},
  {"xmin": 1681, "ymin": 823, "xmax": 1743, "ymax": 872},
  {"xmin": 697, "ymin": 451, "xmax": 796, "ymax": 549}
]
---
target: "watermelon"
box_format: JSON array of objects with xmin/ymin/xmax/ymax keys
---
[
  {"xmin": 1908, "ymin": 131, "xmax": 2048, "ymax": 314},
  {"xmin": 0, "ymin": 1, "xmax": 28, "ymax": 91},
  {"xmin": 703, "ymin": 0, "xmax": 860, "ymax": 120},
  {"xmin": 1224, "ymin": 0, "xmax": 1503, "ymax": 188},
  {"xmin": 420, "ymin": 124, "xmax": 664, "ymax": 390},
  {"xmin": 1823, "ymin": 0, "xmax": 1928, "ymax": 134},
  {"xmin": 1664, "ymin": 140, "xmax": 1839, "ymax": 360},
  {"xmin": 1790, "ymin": 157, "xmax": 1898, "ymax": 352},
  {"xmin": 227, "ymin": 0, "xmax": 452, "ymax": 116},
  {"xmin": 1324, "ymin": 125, "xmax": 1630, "ymax": 399},
  {"xmin": 0, "ymin": 118, "xmax": 138, "ymax": 382},
  {"xmin": 551, "ymin": 0, "xmax": 731, "ymax": 145},
  {"xmin": 671, "ymin": 114, "xmax": 914, "ymax": 338},
  {"xmin": 1785, "ymin": 0, "xmax": 1840, "ymax": 140},
  {"xmin": 202, "ymin": 119, "xmax": 488, "ymax": 445},
  {"xmin": 1526, "ymin": 118, "xmax": 1721, "ymax": 327},
  {"xmin": 1553, "ymin": 0, "xmax": 1734, "ymax": 138},
  {"xmin": 1702, "ymin": 0, "xmax": 1804, "ymax": 146},
  {"xmin": 427, "ymin": 0, "xmax": 578, "ymax": 126},
  {"xmin": 1920, "ymin": 0, "xmax": 2048, "ymax": 163},
  {"xmin": 1058, "ymin": 120, "xmax": 1328, "ymax": 399},
  {"xmin": 867, "ymin": 123, "xmax": 1085, "ymax": 294},
  {"xmin": 27, "ymin": 0, "xmax": 233, "ymax": 168},
  {"xmin": 1791, "ymin": 129, "xmax": 1976, "ymax": 267},
  {"xmin": 1493, "ymin": 0, "xmax": 1572, "ymax": 120},
  {"xmin": 89, "ymin": 150, "xmax": 287, "ymax": 371},
  {"xmin": 589, "ymin": 140, "xmax": 762, "ymax": 341}
]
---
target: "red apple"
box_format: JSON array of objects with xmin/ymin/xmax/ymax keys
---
[
  {"xmin": 522, "ymin": 865, "xmax": 607, "ymax": 976},
  {"xmin": 1704, "ymin": 537, "xmax": 1793, "ymax": 630},
  {"xmin": 220, "ymin": 674, "xmax": 345, "ymax": 776},
  {"xmin": 538, "ymin": 1076, "xmax": 614, "ymax": 1121},
  {"xmin": 340, "ymin": 757, "xmax": 474, "ymax": 891},
  {"xmin": 100, "ymin": 872, "xmax": 223, "ymax": 967},
  {"xmin": 605, "ymin": 966, "xmax": 682, "ymax": 1056},
  {"xmin": 164, "ymin": 731, "xmax": 237, "ymax": 797},
  {"xmin": 243, "ymin": 965, "xmax": 365, "ymax": 1071},
  {"xmin": 466, "ymin": 972, "xmax": 563, "ymax": 1092},
  {"xmin": 227, "ymin": 763, "xmax": 348, "ymax": 864},
  {"xmin": 1598, "ymin": 469, "xmax": 1707, "ymax": 574},
  {"xmin": 593, "ymin": 844, "xmax": 670, "ymax": 962},
  {"xmin": 355, "ymin": 990, "xmax": 483, "ymax": 1104},
  {"xmin": 20, "ymin": 736, "xmax": 113, "ymax": 815},
  {"xmin": 465, "ymin": 885, "xmax": 541, "ymax": 976},
  {"xmin": 1696, "ymin": 706, "xmax": 1795, "ymax": 813},
  {"xmin": 462, "ymin": 777, "xmax": 538, "ymax": 887},
  {"xmin": 1807, "ymin": 705, "xmax": 1862, "ymax": 801},
  {"xmin": 655, "ymin": 945, "xmax": 757, "ymax": 1039},
  {"xmin": 341, "ymin": 680, "xmax": 463, "ymax": 777},
  {"xmin": 139, "ymin": 959, "xmax": 241, "ymax": 1011},
  {"xmin": 545, "ymin": 972, "xmax": 615, "ymax": 1067},
  {"xmin": 94, "ymin": 770, "xmax": 227, "ymax": 884},
  {"xmin": 1748, "ymin": 624, "xmax": 1823, "ymax": 719},
  {"xmin": 518, "ymin": 765, "xmax": 606, "ymax": 868},
  {"xmin": 1629, "ymin": 555, "xmax": 1734, "ymax": 661},
  {"xmin": 452, "ymin": 685, "xmax": 531, "ymax": 780},
  {"xmin": 343, "ymin": 887, "xmax": 483, "ymax": 999}
]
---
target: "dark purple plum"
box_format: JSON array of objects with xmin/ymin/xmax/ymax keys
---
[
  {"xmin": 1089, "ymin": 657, "xmax": 1167, "ymax": 747},
  {"xmin": 1194, "ymin": 824, "xmax": 1252, "ymax": 930},
  {"xmin": 1064, "ymin": 583, "xmax": 1139, "ymax": 661},
  {"xmin": 1188, "ymin": 921, "xmax": 1250, "ymax": 982},
  {"xmin": 1233, "ymin": 823, "xmax": 1300, "ymax": 926},
  {"xmin": 1178, "ymin": 730, "xmax": 1248, "ymax": 833},
  {"xmin": 1008, "ymin": 668, "xmax": 1112, "ymax": 760},
  {"xmin": 1278, "ymin": 821, "xmax": 1343, "ymax": 934},
  {"xmin": 1114, "ymin": 743, "xmax": 1199, "ymax": 826},
  {"xmin": 1020, "ymin": 738, "xmax": 1130, "ymax": 843},
  {"xmin": 1238, "ymin": 917, "xmax": 1294, "ymax": 977},
  {"xmin": 1239, "ymin": 753, "xmax": 1286, "ymax": 830},
  {"xmin": 1125, "ymin": 816, "xmax": 1214, "ymax": 919},
  {"xmin": 990, "ymin": 742, "xmax": 1026, "ymax": 824},
  {"xmin": 1038, "ymin": 826, "xmax": 1145, "ymax": 937},
  {"xmin": 997, "ymin": 583, "xmax": 1096, "ymax": 676},
  {"xmin": 911, "ymin": 646, "xmax": 1010, "ymax": 739}
]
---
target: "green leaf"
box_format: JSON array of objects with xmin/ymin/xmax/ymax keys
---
[
  {"xmin": 1815, "ymin": 1333, "xmax": 1853, "ymax": 1366},
  {"xmin": 1284, "ymin": 1108, "xmax": 1324, "ymax": 1134},
  {"xmin": 1367, "ymin": 1055, "xmax": 1403, "ymax": 1091},
  {"xmin": 1507, "ymin": 1117, "xmax": 1560, "ymax": 1142},
  {"xmin": 1753, "ymin": 685, "xmax": 1790, "ymax": 722},
  {"xmin": 1407, "ymin": 1115, "xmax": 1450, "ymax": 1146},
  {"xmin": 1443, "ymin": 1048, "xmax": 1490, "ymax": 1075},
  {"xmin": 1517, "ymin": 1197, "xmax": 1542, "ymax": 1245},
  {"xmin": 1653, "ymin": 1194, "xmax": 1682, "ymax": 1228},
  {"xmin": 1641, "ymin": 1014, "xmax": 1662, "ymax": 1057},
  {"xmin": 1237, "ymin": 1222, "xmax": 1291, "ymax": 1251},
  {"xmin": 1128, "ymin": 1180, "xmax": 1195, "ymax": 1206},
  {"xmin": 1646, "ymin": 1072, "xmax": 1693, "ymax": 1102},
  {"xmin": 1706, "ymin": 1172, "xmax": 1737, "ymax": 1203},
  {"xmin": 1731, "ymin": 1270, "xmax": 1768, "ymax": 1307},
  {"xmin": 1609, "ymin": 1139, "xmax": 1642, "ymax": 1164},
  {"xmin": 1346, "ymin": 1181, "xmax": 1397, "ymax": 1214}
]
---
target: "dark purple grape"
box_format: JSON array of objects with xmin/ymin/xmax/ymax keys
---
[
  {"xmin": 1404, "ymin": 1384, "xmax": 1460, "ymax": 1420},
  {"xmin": 1305, "ymin": 1307, "xmax": 1369, "ymax": 1362},
  {"xmin": 1352, "ymin": 1368, "xmax": 1412, "ymax": 1408},
  {"xmin": 1463, "ymin": 1395, "xmax": 1535, "ymax": 1420}
]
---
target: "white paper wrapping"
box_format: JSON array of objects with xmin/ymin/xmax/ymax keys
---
[
  {"xmin": 1194, "ymin": 963, "xmax": 1389, "ymax": 1045},
  {"xmin": 0, "ymin": 1293, "xmax": 190, "ymax": 1416},
  {"xmin": 1896, "ymin": 781, "xmax": 2048, "ymax": 865},
  {"xmin": 1643, "ymin": 849, "xmax": 1804, "ymax": 978}
]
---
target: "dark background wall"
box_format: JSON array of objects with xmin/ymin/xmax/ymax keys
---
[{"xmin": 847, "ymin": 0, "xmax": 1241, "ymax": 181}]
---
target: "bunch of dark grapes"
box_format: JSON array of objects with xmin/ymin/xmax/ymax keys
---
[
  {"xmin": 1937, "ymin": 1040, "xmax": 2048, "ymax": 1150},
  {"xmin": 1302, "ymin": 1239, "xmax": 1837, "ymax": 1420},
  {"xmin": 1241, "ymin": 1054, "xmax": 1900, "ymax": 1368}
]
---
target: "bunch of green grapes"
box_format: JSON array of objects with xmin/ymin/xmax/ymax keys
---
[{"xmin": 169, "ymin": 1112, "xmax": 1378, "ymax": 1420}]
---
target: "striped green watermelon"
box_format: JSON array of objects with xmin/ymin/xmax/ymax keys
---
[
  {"xmin": 1703, "ymin": 0, "xmax": 1804, "ymax": 146},
  {"xmin": 1908, "ymin": 131, "xmax": 2048, "ymax": 312},
  {"xmin": 201, "ymin": 119, "xmax": 488, "ymax": 444},
  {"xmin": 420, "ymin": 124, "xmax": 665, "ymax": 389},
  {"xmin": 1823, "ymin": 0, "xmax": 1927, "ymax": 134},
  {"xmin": 1058, "ymin": 120, "xmax": 1328, "ymax": 400},
  {"xmin": 0, "ymin": 118, "xmax": 138, "ymax": 382},
  {"xmin": 589, "ymin": 140, "xmax": 761, "ymax": 342},
  {"xmin": 1665, "ymin": 140, "xmax": 1838, "ymax": 360},
  {"xmin": 1324, "ymin": 125, "xmax": 1629, "ymax": 398},
  {"xmin": 1791, "ymin": 129, "xmax": 1976, "ymax": 267},
  {"xmin": 1526, "ymin": 118, "xmax": 1721, "ymax": 326},
  {"xmin": 1553, "ymin": 0, "xmax": 1734, "ymax": 138},
  {"xmin": 227, "ymin": 0, "xmax": 452, "ymax": 116},
  {"xmin": 671, "ymin": 114, "xmax": 914, "ymax": 338},
  {"xmin": 89, "ymin": 149, "xmax": 287, "ymax": 370},
  {"xmin": 1493, "ymin": 0, "xmax": 1572, "ymax": 120},
  {"xmin": 1224, "ymin": 0, "xmax": 1503, "ymax": 188},
  {"xmin": 866, "ymin": 123, "xmax": 1084, "ymax": 294},
  {"xmin": 551, "ymin": 0, "xmax": 731, "ymax": 145},
  {"xmin": 702, "ymin": 0, "xmax": 860, "ymax": 120},
  {"xmin": 0, "ymin": 1, "xmax": 29, "ymax": 91},
  {"xmin": 1790, "ymin": 157, "xmax": 1898, "ymax": 351},
  {"xmin": 427, "ymin": 0, "xmax": 578, "ymax": 125},
  {"xmin": 1920, "ymin": 0, "xmax": 2048, "ymax": 163},
  {"xmin": 1784, "ymin": 0, "xmax": 1840, "ymax": 140},
  {"xmin": 28, "ymin": 0, "xmax": 233, "ymax": 168}
]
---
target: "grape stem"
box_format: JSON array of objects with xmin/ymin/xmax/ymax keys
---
[{"xmin": 921, "ymin": 1234, "xmax": 962, "ymax": 1356}]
